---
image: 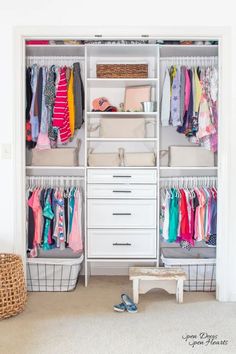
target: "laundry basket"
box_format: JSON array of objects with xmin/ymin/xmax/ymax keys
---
[
  {"xmin": 26, "ymin": 254, "xmax": 84, "ymax": 292},
  {"xmin": 0, "ymin": 254, "xmax": 27, "ymax": 319},
  {"xmin": 161, "ymin": 247, "xmax": 216, "ymax": 292}
]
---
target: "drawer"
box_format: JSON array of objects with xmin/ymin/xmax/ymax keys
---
[
  {"xmin": 88, "ymin": 229, "xmax": 156, "ymax": 258},
  {"xmin": 87, "ymin": 184, "xmax": 156, "ymax": 199},
  {"xmin": 87, "ymin": 169, "xmax": 156, "ymax": 184},
  {"xmin": 88, "ymin": 199, "xmax": 156, "ymax": 228}
]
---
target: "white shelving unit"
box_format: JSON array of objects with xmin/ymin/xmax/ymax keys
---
[{"xmin": 25, "ymin": 41, "xmax": 218, "ymax": 286}]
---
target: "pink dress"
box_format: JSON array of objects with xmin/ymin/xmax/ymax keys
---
[{"xmin": 69, "ymin": 189, "xmax": 83, "ymax": 252}]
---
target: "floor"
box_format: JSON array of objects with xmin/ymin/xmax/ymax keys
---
[{"xmin": 0, "ymin": 276, "xmax": 236, "ymax": 354}]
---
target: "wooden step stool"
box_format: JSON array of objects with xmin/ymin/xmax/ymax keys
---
[{"xmin": 129, "ymin": 267, "xmax": 187, "ymax": 304}]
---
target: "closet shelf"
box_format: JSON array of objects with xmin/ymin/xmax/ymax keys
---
[
  {"xmin": 87, "ymin": 112, "xmax": 158, "ymax": 116},
  {"xmin": 159, "ymin": 44, "xmax": 218, "ymax": 57},
  {"xmin": 86, "ymin": 166, "xmax": 157, "ymax": 169},
  {"xmin": 86, "ymin": 44, "xmax": 158, "ymax": 57},
  {"xmin": 26, "ymin": 45, "xmax": 85, "ymax": 57},
  {"xmin": 26, "ymin": 166, "xmax": 85, "ymax": 170},
  {"xmin": 159, "ymin": 166, "xmax": 218, "ymax": 170},
  {"xmin": 87, "ymin": 138, "xmax": 157, "ymax": 142},
  {"xmin": 87, "ymin": 78, "xmax": 158, "ymax": 88}
]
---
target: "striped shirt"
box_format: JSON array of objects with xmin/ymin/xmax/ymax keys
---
[{"xmin": 52, "ymin": 67, "xmax": 71, "ymax": 143}]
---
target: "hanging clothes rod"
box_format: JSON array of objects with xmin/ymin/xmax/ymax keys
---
[
  {"xmin": 160, "ymin": 56, "xmax": 218, "ymax": 65},
  {"xmin": 26, "ymin": 175, "xmax": 84, "ymax": 188},
  {"xmin": 160, "ymin": 176, "xmax": 217, "ymax": 188},
  {"xmin": 26, "ymin": 56, "xmax": 84, "ymax": 66}
]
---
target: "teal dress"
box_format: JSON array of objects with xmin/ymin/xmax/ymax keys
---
[
  {"xmin": 69, "ymin": 187, "xmax": 76, "ymax": 235},
  {"xmin": 168, "ymin": 188, "xmax": 179, "ymax": 242},
  {"xmin": 42, "ymin": 190, "xmax": 54, "ymax": 250}
]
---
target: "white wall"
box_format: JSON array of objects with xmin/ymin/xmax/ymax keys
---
[{"xmin": 0, "ymin": 0, "xmax": 235, "ymax": 300}]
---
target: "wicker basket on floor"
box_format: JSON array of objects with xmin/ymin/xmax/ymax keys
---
[{"xmin": 0, "ymin": 254, "xmax": 27, "ymax": 319}]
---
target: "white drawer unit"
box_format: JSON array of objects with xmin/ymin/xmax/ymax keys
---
[
  {"xmin": 87, "ymin": 184, "xmax": 156, "ymax": 199},
  {"xmin": 88, "ymin": 229, "xmax": 156, "ymax": 258},
  {"xmin": 88, "ymin": 199, "xmax": 156, "ymax": 228},
  {"xmin": 87, "ymin": 169, "xmax": 157, "ymax": 184}
]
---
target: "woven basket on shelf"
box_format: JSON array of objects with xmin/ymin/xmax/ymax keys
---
[
  {"xmin": 96, "ymin": 64, "xmax": 148, "ymax": 78},
  {"xmin": 0, "ymin": 254, "xmax": 27, "ymax": 319}
]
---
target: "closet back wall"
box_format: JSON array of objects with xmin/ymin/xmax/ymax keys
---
[{"xmin": 0, "ymin": 1, "xmax": 235, "ymax": 299}]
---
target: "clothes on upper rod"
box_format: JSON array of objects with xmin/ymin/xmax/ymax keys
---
[
  {"xmin": 160, "ymin": 65, "xmax": 218, "ymax": 152},
  {"xmin": 160, "ymin": 186, "xmax": 217, "ymax": 249},
  {"xmin": 27, "ymin": 186, "xmax": 83, "ymax": 257},
  {"xmin": 25, "ymin": 63, "xmax": 84, "ymax": 149}
]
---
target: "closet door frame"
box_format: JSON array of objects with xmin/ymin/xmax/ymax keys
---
[{"xmin": 13, "ymin": 26, "xmax": 231, "ymax": 301}]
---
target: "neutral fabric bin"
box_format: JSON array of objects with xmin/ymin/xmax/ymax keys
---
[
  {"xmin": 161, "ymin": 245, "xmax": 216, "ymax": 258},
  {"xmin": 99, "ymin": 118, "xmax": 146, "ymax": 138},
  {"xmin": 37, "ymin": 249, "xmax": 83, "ymax": 259},
  {"xmin": 161, "ymin": 248, "xmax": 216, "ymax": 291},
  {"xmin": 169, "ymin": 146, "xmax": 215, "ymax": 167},
  {"xmin": 124, "ymin": 152, "xmax": 156, "ymax": 167},
  {"xmin": 88, "ymin": 152, "xmax": 120, "ymax": 167},
  {"xmin": 31, "ymin": 147, "xmax": 80, "ymax": 166},
  {"xmin": 26, "ymin": 255, "xmax": 84, "ymax": 292}
]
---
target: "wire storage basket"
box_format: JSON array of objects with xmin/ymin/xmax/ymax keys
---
[
  {"xmin": 161, "ymin": 248, "xmax": 216, "ymax": 292},
  {"xmin": 26, "ymin": 255, "xmax": 84, "ymax": 292},
  {"xmin": 0, "ymin": 254, "xmax": 27, "ymax": 319}
]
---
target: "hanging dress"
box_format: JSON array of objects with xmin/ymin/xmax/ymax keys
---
[
  {"xmin": 52, "ymin": 67, "xmax": 71, "ymax": 144},
  {"xmin": 69, "ymin": 189, "xmax": 83, "ymax": 252}
]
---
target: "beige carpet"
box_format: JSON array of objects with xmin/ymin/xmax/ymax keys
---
[{"xmin": 0, "ymin": 276, "xmax": 235, "ymax": 354}]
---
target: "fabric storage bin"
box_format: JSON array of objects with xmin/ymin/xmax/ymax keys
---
[
  {"xmin": 159, "ymin": 150, "xmax": 169, "ymax": 167},
  {"xmin": 88, "ymin": 152, "xmax": 120, "ymax": 167},
  {"xmin": 26, "ymin": 255, "xmax": 83, "ymax": 292},
  {"xmin": 37, "ymin": 249, "xmax": 83, "ymax": 259},
  {"xmin": 96, "ymin": 64, "xmax": 148, "ymax": 78},
  {"xmin": 31, "ymin": 141, "xmax": 81, "ymax": 166},
  {"xmin": 123, "ymin": 152, "xmax": 156, "ymax": 167},
  {"xmin": 169, "ymin": 146, "xmax": 214, "ymax": 167},
  {"xmin": 99, "ymin": 118, "xmax": 145, "ymax": 138},
  {"xmin": 161, "ymin": 248, "xmax": 216, "ymax": 291}
]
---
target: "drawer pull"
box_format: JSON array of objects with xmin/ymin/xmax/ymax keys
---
[
  {"xmin": 112, "ymin": 213, "xmax": 131, "ymax": 216},
  {"xmin": 112, "ymin": 175, "xmax": 132, "ymax": 178},
  {"xmin": 112, "ymin": 190, "xmax": 132, "ymax": 193},
  {"xmin": 113, "ymin": 242, "xmax": 132, "ymax": 246}
]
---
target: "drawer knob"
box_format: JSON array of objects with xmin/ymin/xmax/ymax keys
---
[
  {"xmin": 112, "ymin": 213, "xmax": 132, "ymax": 216},
  {"xmin": 112, "ymin": 175, "xmax": 132, "ymax": 178},
  {"xmin": 112, "ymin": 190, "xmax": 132, "ymax": 193},
  {"xmin": 112, "ymin": 242, "xmax": 132, "ymax": 246}
]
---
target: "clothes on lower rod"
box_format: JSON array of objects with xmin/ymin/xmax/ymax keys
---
[
  {"xmin": 25, "ymin": 62, "xmax": 84, "ymax": 149},
  {"xmin": 27, "ymin": 186, "xmax": 83, "ymax": 257},
  {"xmin": 160, "ymin": 186, "xmax": 217, "ymax": 249}
]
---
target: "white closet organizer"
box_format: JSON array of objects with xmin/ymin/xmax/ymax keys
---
[{"xmin": 25, "ymin": 40, "xmax": 218, "ymax": 286}]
